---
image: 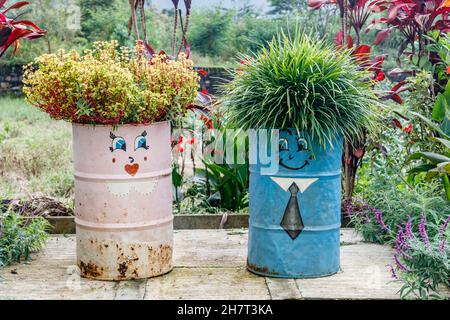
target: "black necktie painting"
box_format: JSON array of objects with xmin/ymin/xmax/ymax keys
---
[
  {"xmin": 271, "ymin": 177, "xmax": 319, "ymax": 240},
  {"xmin": 280, "ymin": 182, "xmax": 303, "ymax": 240}
]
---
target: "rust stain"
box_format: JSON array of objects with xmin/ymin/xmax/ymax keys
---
[
  {"xmin": 159, "ymin": 244, "xmax": 173, "ymax": 266},
  {"xmin": 80, "ymin": 240, "xmax": 173, "ymax": 280},
  {"xmin": 79, "ymin": 261, "xmax": 103, "ymax": 278},
  {"xmin": 117, "ymin": 261, "xmax": 128, "ymax": 277},
  {"xmin": 247, "ymin": 260, "xmax": 279, "ymax": 276},
  {"xmin": 117, "ymin": 249, "xmax": 140, "ymax": 279},
  {"xmin": 145, "ymin": 244, "xmax": 173, "ymax": 275}
]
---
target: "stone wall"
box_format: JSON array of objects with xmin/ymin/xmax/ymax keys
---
[
  {"xmin": 195, "ymin": 66, "xmax": 233, "ymax": 96},
  {"xmin": 0, "ymin": 64, "xmax": 231, "ymax": 97},
  {"xmin": 0, "ymin": 65, "xmax": 24, "ymax": 96}
]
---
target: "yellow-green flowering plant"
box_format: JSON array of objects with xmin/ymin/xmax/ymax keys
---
[{"xmin": 23, "ymin": 40, "xmax": 199, "ymax": 125}]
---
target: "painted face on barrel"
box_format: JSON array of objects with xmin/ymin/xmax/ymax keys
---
[
  {"xmin": 109, "ymin": 131, "xmax": 150, "ymax": 176},
  {"xmin": 278, "ymin": 129, "xmax": 314, "ymax": 170}
]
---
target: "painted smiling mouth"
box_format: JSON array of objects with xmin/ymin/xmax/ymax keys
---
[{"xmin": 279, "ymin": 159, "xmax": 310, "ymax": 170}]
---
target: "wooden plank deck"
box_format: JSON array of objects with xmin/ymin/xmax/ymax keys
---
[{"xmin": 0, "ymin": 229, "xmax": 447, "ymax": 300}]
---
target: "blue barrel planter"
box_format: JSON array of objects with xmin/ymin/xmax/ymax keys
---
[{"xmin": 247, "ymin": 129, "xmax": 343, "ymax": 278}]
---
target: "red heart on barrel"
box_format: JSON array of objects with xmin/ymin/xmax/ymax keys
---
[{"xmin": 124, "ymin": 163, "xmax": 139, "ymax": 176}]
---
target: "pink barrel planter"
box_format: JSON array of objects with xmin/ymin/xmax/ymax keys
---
[{"xmin": 73, "ymin": 121, "xmax": 173, "ymax": 280}]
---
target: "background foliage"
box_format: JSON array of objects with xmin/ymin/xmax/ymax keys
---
[{"xmin": 0, "ymin": 0, "xmax": 384, "ymax": 68}]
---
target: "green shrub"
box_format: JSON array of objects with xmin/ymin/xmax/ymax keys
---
[
  {"xmin": 390, "ymin": 215, "xmax": 449, "ymax": 299},
  {"xmin": 222, "ymin": 30, "xmax": 381, "ymax": 148},
  {"xmin": 351, "ymin": 174, "xmax": 449, "ymax": 245},
  {"xmin": 0, "ymin": 212, "xmax": 50, "ymax": 267},
  {"xmin": 23, "ymin": 41, "xmax": 199, "ymax": 125}
]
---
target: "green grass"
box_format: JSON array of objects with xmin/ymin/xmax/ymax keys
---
[
  {"xmin": 222, "ymin": 31, "xmax": 382, "ymax": 149},
  {"xmin": 0, "ymin": 212, "xmax": 50, "ymax": 267},
  {"xmin": 0, "ymin": 97, "xmax": 73, "ymax": 205}
]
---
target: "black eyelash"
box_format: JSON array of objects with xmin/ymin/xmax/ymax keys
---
[
  {"xmin": 109, "ymin": 132, "xmax": 127, "ymax": 152},
  {"xmin": 135, "ymin": 132, "xmax": 149, "ymax": 150},
  {"xmin": 142, "ymin": 135, "xmax": 149, "ymax": 149}
]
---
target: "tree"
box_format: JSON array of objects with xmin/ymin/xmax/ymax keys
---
[
  {"xmin": 188, "ymin": 8, "xmax": 235, "ymax": 58},
  {"xmin": 268, "ymin": 0, "xmax": 307, "ymax": 14}
]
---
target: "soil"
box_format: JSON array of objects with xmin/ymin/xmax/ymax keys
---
[{"xmin": 0, "ymin": 197, "xmax": 73, "ymax": 217}]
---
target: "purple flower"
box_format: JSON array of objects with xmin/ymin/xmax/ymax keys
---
[
  {"xmin": 419, "ymin": 211, "xmax": 429, "ymax": 246},
  {"xmin": 405, "ymin": 216, "xmax": 413, "ymax": 238},
  {"xmin": 346, "ymin": 202, "xmax": 352, "ymax": 218},
  {"xmin": 394, "ymin": 254, "xmax": 410, "ymax": 272},
  {"xmin": 387, "ymin": 264, "xmax": 398, "ymax": 279},
  {"xmin": 439, "ymin": 216, "xmax": 450, "ymax": 235},
  {"xmin": 395, "ymin": 226, "xmax": 412, "ymax": 259},
  {"xmin": 439, "ymin": 239, "xmax": 446, "ymax": 254},
  {"xmin": 375, "ymin": 209, "xmax": 389, "ymax": 231},
  {"xmin": 395, "ymin": 226, "xmax": 404, "ymax": 248}
]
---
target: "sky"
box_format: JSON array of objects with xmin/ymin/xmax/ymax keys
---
[{"xmin": 150, "ymin": 0, "xmax": 270, "ymax": 11}]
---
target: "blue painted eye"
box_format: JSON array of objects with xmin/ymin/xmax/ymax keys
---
[
  {"xmin": 279, "ymin": 138, "xmax": 289, "ymax": 151},
  {"xmin": 135, "ymin": 131, "xmax": 149, "ymax": 150},
  {"xmin": 111, "ymin": 137, "xmax": 126, "ymax": 152},
  {"xmin": 297, "ymin": 138, "xmax": 308, "ymax": 151}
]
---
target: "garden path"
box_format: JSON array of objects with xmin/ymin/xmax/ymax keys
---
[{"xmin": 0, "ymin": 229, "xmax": 448, "ymax": 300}]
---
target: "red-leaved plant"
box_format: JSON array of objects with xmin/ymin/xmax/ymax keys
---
[
  {"xmin": 309, "ymin": 0, "xmax": 450, "ymax": 203},
  {"xmin": 0, "ymin": 1, "xmax": 46, "ymax": 57},
  {"xmin": 368, "ymin": 0, "xmax": 450, "ymax": 58},
  {"xmin": 367, "ymin": 0, "xmax": 450, "ymax": 101},
  {"xmin": 308, "ymin": 0, "xmax": 386, "ymax": 75},
  {"xmin": 308, "ymin": 0, "xmax": 387, "ymax": 204}
]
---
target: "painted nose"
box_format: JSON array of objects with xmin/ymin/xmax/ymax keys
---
[
  {"xmin": 289, "ymin": 154, "xmax": 294, "ymax": 160},
  {"xmin": 129, "ymin": 156, "xmax": 135, "ymax": 164}
]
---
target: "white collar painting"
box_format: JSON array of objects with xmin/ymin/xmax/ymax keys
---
[
  {"xmin": 107, "ymin": 180, "xmax": 158, "ymax": 197},
  {"xmin": 270, "ymin": 177, "xmax": 318, "ymax": 193}
]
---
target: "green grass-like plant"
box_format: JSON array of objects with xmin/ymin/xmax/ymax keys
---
[
  {"xmin": 0, "ymin": 212, "xmax": 50, "ymax": 267},
  {"xmin": 222, "ymin": 31, "xmax": 381, "ymax": 148}
]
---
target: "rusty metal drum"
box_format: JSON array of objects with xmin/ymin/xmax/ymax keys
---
[{"xmin": 73, "ymin": 121, "xmax": 173, "ymax": 280}]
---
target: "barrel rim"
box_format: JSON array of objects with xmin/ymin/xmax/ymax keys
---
[
  {"xmin": 78, "ymin": 265, "xmax": 174, "ymax": 281},
  {"xmin": 75, "ymin": 215, "xmax": 174, "ymax": 231},
  {"xmin": 247, "ymin": 265, "xmax": 340, "ymax": 279},
  {"xmin": 74, "ymin": 168, "xmax": 172, "ymax": 181},
  {"xmin": 72, "ymin": 120, "xmax": 170, "ymax": 129}
]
